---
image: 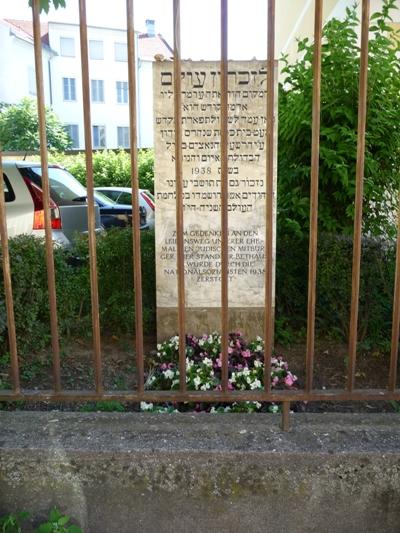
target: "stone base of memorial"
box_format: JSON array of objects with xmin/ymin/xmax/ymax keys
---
[{"xmin": 157, "ymin": 307, "xmax": 267, "ymax": 341}]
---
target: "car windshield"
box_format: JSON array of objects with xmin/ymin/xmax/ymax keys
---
[{"xmin": 27, "ymin": 166, "xmax": 88, "ymax": 206}]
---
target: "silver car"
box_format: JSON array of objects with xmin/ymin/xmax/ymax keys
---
[{"xmin": 2, "ymin": 161, "xmax": 102, "ymax": 247}]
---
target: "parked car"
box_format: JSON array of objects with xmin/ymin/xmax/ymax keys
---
[
  {"xmin": 93, "ymin": 191, "xmax": 148, "ymax": 230},
  {"xmin": 94, "ymin": 187, "xmax": 155, "ymax": 230},
  {"xmin": 2, "ymin": 161, "xmax": 102, "ymax": 247}
]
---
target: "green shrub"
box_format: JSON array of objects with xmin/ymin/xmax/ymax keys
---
[
  {"xmin": 275, "ymin": 231, "xmax": 396, "ymax": 350},
  {"xmin": 47, "ymin": 149, "xmax": 154, "ymax": 193},
  {"xmin": 0, "ymin": 230, "xmax": 155, "ymax": 357}
]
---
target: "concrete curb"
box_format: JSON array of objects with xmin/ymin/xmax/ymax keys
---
[{"xmin": 1, "ymin": 412, "xmax": 400, "ymax": 532}]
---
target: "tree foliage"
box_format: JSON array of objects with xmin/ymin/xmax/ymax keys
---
[
  {"xmin": 28, "ymin": 0, "xmax": 66, "ymax": 13},
  {"xmin": 278, "ymin": 0, "xmax": 400, "ymax": 238},
  {"xmin": 0, "ymin": 98, "xmax": 71, "ymax": 153}
]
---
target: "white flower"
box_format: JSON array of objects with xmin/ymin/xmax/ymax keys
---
[
  {"xmin": 199, "ymin": 339, "xmax": 205, "ymax": 347},
  {"xmin": 140, "ymin": 401, "xmax": 154, "ymax": 411},
  {"xmin": 208, "ymin": 335, "xmax": 213, "ymax": 343},
  {"xmin": 200, "ymin": 382, "xmax": 211, "ymax": 391},
  {"xmin": 157, "ymin": 344, "xmax": 162, "ymax": 350},
  {"xmin": 172, "ymin": 379, "xmax": 179, "ymax": 387},
  {"xmin": 256, "ymin": 336, "xmax": 263, "ymax": 342},
  {"xmin": 255, "ymin": 401, "xmax": 262, "ymax": 409},
  {"xmin": 243, "ymin": 368, "xmax": 250, "ymax": 377},
  {"xmin": 270, "ymin": 404, "xmax": 279, "ymax": 413},
  {"xmin": 193, "ymin": 376, "xmax": 202, "ymax": 389},
  {"xmin": 163, "ymin": 369, "xmax": 174, "ymax": 380},
  {"xmin": 210, "ymin": 407, "xmax": 217, "ymax": 413},
  {"xmin": 246, "ymin": 376, "xmax": 251, "ymax": 384},
  {"xmin": 203, "ymin": 357, "xmax": 213, "ymax": 367},
  {"xmin": 254, "ymin": 359, "xmax": 263, "ymax": 368},
  {"xmin": 250, "ymin": 379, "xmax": 262, "ymax": 390},
  {"xmin": 231, "ymin": 372, "xmax": 236, "ymax": 383},
  {"xmin": 256, "ymin": 345, "xmax": 262, "ymax": 351}
]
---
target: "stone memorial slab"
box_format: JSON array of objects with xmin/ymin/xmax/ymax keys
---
[{"xmin": 153, "ymin": 60, "xmax": 277, "ymax": 339}]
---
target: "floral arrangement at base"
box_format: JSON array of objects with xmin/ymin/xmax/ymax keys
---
[{"xmin": 142, "ymin": 332, "xmax": 298, "ymax": 413}]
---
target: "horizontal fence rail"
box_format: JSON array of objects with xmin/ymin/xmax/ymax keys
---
[{"xmin": 0, "ymin": 0, "xmax": 399, "ymax": 430}]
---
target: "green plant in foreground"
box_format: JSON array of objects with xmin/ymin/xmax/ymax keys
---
[
  {"xmin": 0, "ymin": 508, "xmax": 81, "ymax": 533},
  {"xmin": 34, "ymin": 508, "xmax": 81, "ymax": 533},
  {"xmin": 0, "ymin": 511, "xmax": 29, "ymax": 533}
]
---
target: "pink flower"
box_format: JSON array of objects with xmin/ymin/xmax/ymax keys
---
[
  {"xmin": 161, "ymin": 363, "xmax": 167, "ymax": 370},
  {"xmin": 228, "ymin": 347, "xmax": 233, "ymax": 354},
  {"xmin": 228, "ymin": 381, "xmax": 234, "ymax": 390},
  {"xmin": 242, "ymin": 349, "xmax": 251, "ymax": 358},
  {"xmin": 272, "ymin": 376, "xmax": 279, "ymax": 387},
  {"xmin": 216, "ymin": 358, "xmax": 222, "ymax": 368},
  {"xmin": 284, "ymin": 374, "xmax": 294, "ymax": 387}
]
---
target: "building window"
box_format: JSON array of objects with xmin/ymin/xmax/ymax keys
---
[
  {"xmin": 64, "ymin": 124, "xmax": 79, "ymax": 148},
  {"xmin": 89, "ymin": 40, "xmax": 104, "ymax": 60},
  {"xmin": 28, "ymin": 66, "xmax": 36, "ymax": 95},
  {"xmin": 117, "ymin": 127, "xmax": 130, "ymax": 148},
  {"xmin": 93, "ymin": 125, "xmax": 106, "ymax": 148},
  {"xmin": 63, "ymin": 77, "xmax": 76, "ymax": 101},
  {"xmin": 114, "ymin": 42, "xmax": 127, "ymax": 62},
  {"xmin": 116, "ymin": 81, "xmax": 128, "ymax": 104},
  {"xmin": 91, "ymin": 79, "xmax": 104, "ymax": 103},
  {"xmin": 60, "ymin": 37, "xmax": 75, "ymax": 57}
]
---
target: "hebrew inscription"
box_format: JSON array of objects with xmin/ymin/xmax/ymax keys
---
[{"xmin": 154, "ymin": 60, "xmax": 276, "ymax": 310}]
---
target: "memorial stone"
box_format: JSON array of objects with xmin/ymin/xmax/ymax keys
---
[{"xmin": 154, "ymin": 60, "xmax": 277, "ymax": 340}]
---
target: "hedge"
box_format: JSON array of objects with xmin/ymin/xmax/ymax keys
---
[
  {"xmin": 0, "ymin": 229, "xmax": 396, "ymax": 357},
  {"xmin": 46, "ymin": 149, "xmax": 155, "ymax": 193}
]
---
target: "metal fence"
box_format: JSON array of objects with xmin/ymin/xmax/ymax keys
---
[{"xmin": 0, "ymin": 0, "xmax": 399, "ymax": 430}]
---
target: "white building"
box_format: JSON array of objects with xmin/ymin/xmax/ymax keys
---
[
  {"xmin": 0, "ymin": 19, "xmax": 53, "ymax": 106},
  {"xmin": 0, "ymin": 18, "xmax": 172, "ymax": 149}
]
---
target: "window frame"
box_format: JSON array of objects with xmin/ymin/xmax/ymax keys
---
[
  {"xmin": 89, "ymin": 39, "xmax": 104, "ymax": 60},
  {"xmin": 91, "ymin": 79, "xmax": 105, "ymax": 103},
  {"xmin": 64, "ymin": 124, "xmax": 79, "ymax": 149},
  {"xmin": 92, "ymin": 125, "xmax": 106, "ymax": 149},
  {"xmin": 116, "ymin": 81, "xmax": 128, "ymax": 104},
  {"xmin": 117, "ymin": 126, "xmax": 130, "ymax": 148},
  {"xmin": 63, "ymin": 77, "xmax": 77, "ymax": 102},
  {"xmin": 114, "ymin": 42, "xmax": 128, "ymax": 62},
  {"xmin": 60, "ymin": 37, "xmax": 75, "ymax": 57}
]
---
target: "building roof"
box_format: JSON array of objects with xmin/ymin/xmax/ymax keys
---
[
  {"xmin": 3, "ymin": 18, "xmax": 49, "ymax": 46},
  {"xmin": 3, "ymin": 18, "xmax": 172, "ymax": 61},
  {"xmin": 138, "ymin": 33, "xmax": 173, "ymax": 61}
]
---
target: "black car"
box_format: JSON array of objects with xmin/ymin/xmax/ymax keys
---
[
  {"xmin": 93, "ymin": 191, "xmax": 148, "ymax": 230},
  {"xmin": 74, "ymin": 191, "xmax": 149, "ymax": 229}
]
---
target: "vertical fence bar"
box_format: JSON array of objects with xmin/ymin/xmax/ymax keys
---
[
  {"xmin": 264, "ymin": 0, "xmax": 275, "ymax": 393},
  {"xmin": 127, "ymin": 0, "xmax": 144, "ymax": 394},
  {"xmin": 0, "ymin": 153, "xmax": 20, "ymax": 393},
  {"xmin": 173, "ymin": 0, "xmax": 187, "ymax": 392},
  {"xmin": 220, "ymin": 0, "xmax": 229, "ymax": 392},
  {"xmin": 389, "ymin": 196, "xmax": 400, "ymax": 391},
  {"xmin": 32, "ymin": 0, "xmax": 61, "ymax": 392},
  {"xmin": 281, "ymin": 401, "xmax": 291, "ymax": 431},
  {"xmin": 78, "ymin": 0, "xmax": 103, "ymax": 393},
  {"xmin": 306, "ymin": 0, "xmax": 323, "ymax": 393},
  {"xmin": 347, "ymin": 0, "xmax": 370, "ymax": 391}
]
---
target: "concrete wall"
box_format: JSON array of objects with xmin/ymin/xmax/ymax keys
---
[{"xmin": 1, "ymin": 412, "xmax": 400, "ymax": 533}]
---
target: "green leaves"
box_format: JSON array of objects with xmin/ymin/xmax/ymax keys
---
[
  {"xmin": 0, "ymin": 98, "xmax": 71, "ymax": 152},
  {"xmin": 28, "ymin": 0, "xmax": 66, "ymax": 14},
  {"xmin": 278, "ymin": 0, "xmax": 400, "ymax": 238},
  {"xmin": 34, "ymin": 508, "xmax": 81, "ymax": 533}
]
